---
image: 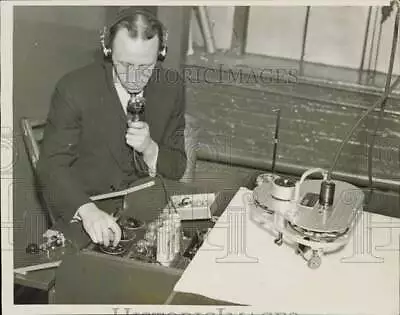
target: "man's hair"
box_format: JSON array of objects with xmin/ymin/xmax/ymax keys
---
[{"xmin": 108, "ymin": 11, "xmax": 163, "ymax": 51}]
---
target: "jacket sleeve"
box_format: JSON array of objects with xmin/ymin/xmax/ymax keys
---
[
  {"xmin": 155, "ymin": 78, "xmax": 187, "ymax": 180},
  {"xmin": 36, "ymin": 80, "xmax": 91, "ymax": 221}
]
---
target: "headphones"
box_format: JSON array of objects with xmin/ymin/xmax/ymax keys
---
[{"xmin": 100, "ymin": 7, "xmax": 168, "ymax": 62}]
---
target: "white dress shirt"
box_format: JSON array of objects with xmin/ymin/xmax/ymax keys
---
[
  {"xmin": 113, "ymin": 76, "xmax": 159, "ymax": 176},
  {"xmin": 71, "ymin": 74, "xmax": 158, "ymax": 222}
]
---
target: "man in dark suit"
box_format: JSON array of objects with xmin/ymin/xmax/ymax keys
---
[{"xmin": 37, "ymin": 7, "xmax": 187, "ymax": 248}]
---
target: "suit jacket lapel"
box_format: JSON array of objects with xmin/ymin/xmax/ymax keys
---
[
  {"xmin": 98, "ymin": 61, "xmax": 165, "ymax": 172},
  {"xmin": 99, "ymin": 61, "xmax": 131, "ymax": 171},
  {"xmin": 143, "ymin": 64, "xmax": 163, "ymax": 141}
]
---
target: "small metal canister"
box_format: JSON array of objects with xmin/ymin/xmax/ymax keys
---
[
  {"xmin": 156, "ymin": 223, "xmax": 172, "ymax": 266},
  {"xmin": 171, "ymin": 213, "xmax": 182, "ymax": 255}
]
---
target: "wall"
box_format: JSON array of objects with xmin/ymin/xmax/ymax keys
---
[
  {"xmin": 246, "ymin": 6, "xmax": 308, "ymax": 61},
  {"xmin": 185, "ymin": 69, "xmax": 400, "ymax": 185},
  {"xmin": 13, "ymin": 6, "xmax": 107, "ymax": 30},
  {"xmin": 13, "ymin": 6, "xmax": 107, "ymax": 121},
  {"xmin": 187, "ymin": 5, "xmax": 400, "ymax": 187},
  {"xmin": 158, "ymin": 6, "xmax": 191, "ymax": 71},
  {"xmin": 192, "ymin": 6, "xmax": 399, "ymax": 76},
  {"xmin": 303, "ymin": 7, "xmax": 369, "ymax": 69},
  {"xmin": 375, "ymin": 7, "xmax": 400, "ymax": 75}
]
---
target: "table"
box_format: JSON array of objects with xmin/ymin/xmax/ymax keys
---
[{"xmin": 171, "ymin": 186, "xmax": 400, "ymax": 314}]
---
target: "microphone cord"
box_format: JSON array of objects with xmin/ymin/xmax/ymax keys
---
[
  {"xmin": 366, "ymin": 4, "xmax": 400, "ymax": 210},
  {"xmin": 132, "ymin": 149, "xmax": 178, "ymax": 214}
]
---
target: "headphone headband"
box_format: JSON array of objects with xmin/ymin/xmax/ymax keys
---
[
  {"xmin": 109, "ymin": 7, "xmax": 160, "ymax": 30},
  {"xmin": 100, "ymin": 7, "xmax": 168, "ymax": 61}
]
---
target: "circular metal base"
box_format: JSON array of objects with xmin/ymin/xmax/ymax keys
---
[
  {"xmin": 253, "ymin": 198, "xmax": 274, "ymax": 215},
  {"xmin": 98, "ymin": 243, "xmax": 128, "ymax": 256},
  {"xmin": 118, "ymin": 217, "xmax": 145, "ymax": 230},
  {"xmin": 308, "ymin": 254, "xmax": 322, "ymax": 269},
  {"xmin": 287, "ymin": 221, "xmax": 348, "ymax": 243}
]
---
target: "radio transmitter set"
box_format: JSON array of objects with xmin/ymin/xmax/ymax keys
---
[
  {"xmin": 246, "ymin": 104, "xmax": 368, "ymax": 269},
  {"xmin": 251, "ymin": 168, "xmax": 364, "ymax": 269},
  {"xmin": 82, "ymin": 196, "xmax": 215, "ymax": 270}
]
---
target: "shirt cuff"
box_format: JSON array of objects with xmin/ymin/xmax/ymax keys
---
[
  {"xmin": 70, "ymin": 211, "xmax": 81, "ymax": 223},
  {"xmin": 70, "ymin": 203, "xmax": 86, "ymax": 223},
  {"xmin": 143, "ymin": 141, "xmax": 159, "ymax": 177}
]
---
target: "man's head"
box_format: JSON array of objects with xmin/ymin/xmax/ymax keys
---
[{"xmin": 104, "ymin": 9, "xmax": 166, "ymax": 93}]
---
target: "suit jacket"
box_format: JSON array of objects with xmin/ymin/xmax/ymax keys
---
[{"xmin": 36, "ymin": 60, "xmax": 187, "ymax": 223}]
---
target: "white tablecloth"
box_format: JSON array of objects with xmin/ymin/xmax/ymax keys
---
[{"xmin": 174, "ymin": 187, "xmax": 400, "ymax": 315}]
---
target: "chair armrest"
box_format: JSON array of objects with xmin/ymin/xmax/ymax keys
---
[{"xmin": 21, "ymin": 118, "xmax": 41, "ymax": 170}]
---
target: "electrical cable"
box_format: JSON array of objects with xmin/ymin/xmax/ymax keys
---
[
  {"xmin": 327, "ymin": 76, "xmax": 400, "ymax": 180},
  {"xmin": 364, "ymin": 4, "xmax": 400, "ymax": 209},
  {"xmin": 132, "ymin": 144, "xmax": 178, "ymax": 214},
  {"xmin": 328, "ymin": 3, "xmax": 400, "ymax": 181}
]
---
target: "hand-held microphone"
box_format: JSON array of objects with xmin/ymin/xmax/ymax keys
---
[
  {"xmin": 126, "ymin": 92, "xmax": 148, "ymax": 174},
  {"xmin": 127, "ymin": 93, "xmax": 146, "ymax": 123}
]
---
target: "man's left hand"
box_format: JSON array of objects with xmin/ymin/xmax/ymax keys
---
[{"xmin": 126, "ymin": 121, "xmax": 153, "ymax": 153}]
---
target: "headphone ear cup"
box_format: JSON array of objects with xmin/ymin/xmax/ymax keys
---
[
  {"xmin": 104, "ymin": 47, "xmax": 112, "ymax": 57},
  {"xmin": 100, "ymin": 27, "xmax": 112, "ymax": 57},
  {"xmin": 158, "ymin": 46, "xmax": 167, "ymax": 61}
]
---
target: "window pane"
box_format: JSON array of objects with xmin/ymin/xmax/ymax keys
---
[
  {"xmin": 245, "ymin": 6, "xmax": 308, "ymax": 60},
  {"xmin": 304, "ymin": 7, "xmax": 368, "ymax": 69}
]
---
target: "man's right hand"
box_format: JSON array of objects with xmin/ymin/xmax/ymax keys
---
[{"xmin": 77, "ymin": 203, "xmax": 122, "ymax": 247}]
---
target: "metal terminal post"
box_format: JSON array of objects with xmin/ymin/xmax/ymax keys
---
[
  {"xmin": 274, "ymin": 233, "xmax": 283, "ymax": 246},
  {"xmin": 308, "ymin": 251, "xmax": 322, "ymax": 269},
  {"xmin": 271, "ymin": 108, "xmax": 281, "ymax": 174}
]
